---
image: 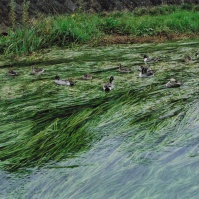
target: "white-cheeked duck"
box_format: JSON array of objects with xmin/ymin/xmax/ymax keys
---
[
  {"xmin": 54, "ymin": 76, "xmax": 75, "ymax": 86},
  {"xmin": 103, "ymin": 76, "xmax": 114, "ymax": 92},
  {"xmin": 139, "ymin": 66, "xmax": 155, "ymax": 78}
]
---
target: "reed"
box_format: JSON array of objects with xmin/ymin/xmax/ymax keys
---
[
  {"xmin": 9, "ymin": 0, "xmax": 16, "ymax": 27},
  {"xmin": 22, "ymin": 0, "xmax": 30, "ymax": 25}
]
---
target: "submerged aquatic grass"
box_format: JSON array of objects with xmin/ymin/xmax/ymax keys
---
[{"xmin": 0, "ymin": 39, "xmax": 199, "ymax": 172}]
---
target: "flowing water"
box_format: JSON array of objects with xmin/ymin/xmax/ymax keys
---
[{"xmin": 0, "ymin": 39, "xmax": 199, "ymax": 199}]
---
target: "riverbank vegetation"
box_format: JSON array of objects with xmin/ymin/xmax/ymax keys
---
[{"xmin": 1, "ymin": 4, "xmax": 199, "ymax": 56}]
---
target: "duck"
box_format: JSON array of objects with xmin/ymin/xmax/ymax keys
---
[
  {"xmin": 166, "ymin": 78, "xmax": 182, "ymax": 88},
  {"xmin": 137, "ymin": 65, "xmax": 148, "ymax": 72},
  {"xmin": 143, "ymin": 55, "xmax": 160, "ymax": 65},
  {"xmin": 103, "ymin": 76, "xmax": 114, "ymax": 92},
  {"xmin": 82, "ymin": 73, "xmax": 92, "ymax": 80},
  {"xmin": 139, "ymin": 65, "xmax": 155, "ymax": 78},
  {"xmin": 30, "ymin": 66, "xmax": 45, "ymax": 75},
  {"xmin": 117, "ymin": 63, "xmax": 131, "ymax": 73},
  {"xmin": 7, "ymin": 69, "xmax": 18, "ymax": 76},
  {"xmin": 54, "ymin": 76, "xmax": 75, "ymax": 86},
  {"xmin": 182, "ymin": 55, "xmax": 192, "ymax": 62}
]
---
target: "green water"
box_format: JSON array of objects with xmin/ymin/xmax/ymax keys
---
[{"xmin": 1, "ymin": 40, "xmax": 199, "ymax": 199}]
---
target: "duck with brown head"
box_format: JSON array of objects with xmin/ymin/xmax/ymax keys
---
[
  {"xmin": 166, "ymin": 78, "xmax": 182, "ymax": 88},
  {"xmin": 182, "ymin": 55, "xmax": 192, "ymax": 62},
  {"xmin": 117, "ymin": 63, "xmax": 131, "ymax": 73},
  {"xmin": 82, "ymin": 73, "xmax": 92, "ymax": 80},
  {"xmin": 30, "ymin": 66, "xmax": 45, "ymax": 75},
  {"xmin": 143, "ymin": 55, "xmax": 160, "ymax": 65}
]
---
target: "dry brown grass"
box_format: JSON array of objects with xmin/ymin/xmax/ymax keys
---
[{"xmin": 100, "ymin": 33, "xmax": 199, "ymax": 45}]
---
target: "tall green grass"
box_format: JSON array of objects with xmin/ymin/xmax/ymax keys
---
[{"xmin": 1, "ymin": 5, "xmax": 199, "ymax": 56}]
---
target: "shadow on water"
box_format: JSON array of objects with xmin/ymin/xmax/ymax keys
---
[{"xmin": 1, "ymin": 39, "xmax": 199, "ymax": 199}]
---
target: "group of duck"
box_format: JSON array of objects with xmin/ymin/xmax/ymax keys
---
[
  {"xmin": 8, "ymin": 66, "xmax": 45, "ymax": 76},
  {"xmin": 7, "ymin": 53, "xmax": 199, "ymax": 92},
  {"xmin": 105, "ymin": 53, "xmax": 199, "ymax": 91}
]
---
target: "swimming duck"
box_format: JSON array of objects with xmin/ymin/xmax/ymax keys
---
[
  {"xmin": 117, "ymin": 63, "xmax": 131, "ymax": 73},
  {"xmin": 103, "ymin": 76, "xmax": 114, "ymax": 92},
  {"xmin": 82, "ymin": 73, "xmax": 92, "ymax": 80},
  {"xmin": 54, "ymin": 76, "xmax": 75, "ymax": 86},
  {"xmin": 143, "ymin": 55, "xmax": 160, "ymax": 65},
  {"xmin": 182, "ymin": 55, "xmax": 192, "ymax": 62},
  {"xmin": 30, "ymin": 66, "xmax": 45, "ymax": 75},
  {"xmin": 139, "ymin": 66, "xmax": 154, "ymax": 78},
  {"xmin": 7, "ymin": 69, "xmax": 18, "ymax": 76},
  {"xmin": 166, "ymin": 78, "xmax": 182, "ymax": 88}
]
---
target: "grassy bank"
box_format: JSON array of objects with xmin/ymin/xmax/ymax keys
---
[{"xmin": 1, "ymin": 4, "xmax": 199, "ymax": 56}]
